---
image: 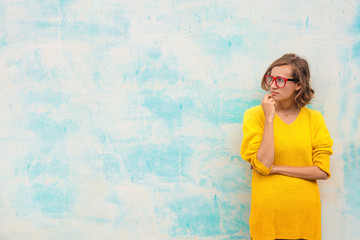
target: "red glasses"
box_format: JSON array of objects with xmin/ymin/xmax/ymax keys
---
[{"xmin": 265, "ymin": 75, "xmax": 299, "ymax": 88}]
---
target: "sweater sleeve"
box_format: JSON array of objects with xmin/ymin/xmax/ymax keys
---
[
  {"xmin": 312, "ymin": 111, "xmax": 333, "ymax": 178},
  {"xmin": 240, "ymin": 108, "xmax": 272, "ymax": 175}
]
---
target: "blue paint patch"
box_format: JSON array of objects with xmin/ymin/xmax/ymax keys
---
[
  {"xmin": 351, "ymin": 6, "xmax": 360, "ymax": 34},
  {"xmin": 231, "ymin": 155, "xmax": 242, "ymax": 162},
  {"xmin": 5, "ymin": 2, "xmax": 61, "ymax": 42},
  {"xmin": 343, "ymin": 142, "xmax": 360, "ymax": 216},
  {"xmin": 35, "ymin": 21, "xmax": 58, "ymax": 28},
  {"xmin": 60, "ymin": 0, "xmax": 74, "ymax": 11},
  {"xmin": 307, "ymin": 104, "xmax": 324, "ymax": 114},
  {"xmin": 148, "ymin": 47, "xmax": 162, "ymax": 60},
  {"xmin": 306, "ymin": 16, "xmax": 309, "ymax": 31},
  {"xmin": 215, "ymin": 167, "xmax": 251, "ymax": 193},
  {"xmin": 35, "ymin": 1, "xmax": 60, "ymax": 17},
  {"xmin": 356, "ymin": 77, "xmax": 360, "ymax": 93},
  {"xmin": 121, "ymin": 139, "xmax": 193, "ymax": 180},
  {"xmin": 21, "ymin": 49, "xmax": 48, "ymax": 83},
  {"xmin": 24, "ymin": 112, "xmax": 75, "ymax": 154},
  {"xmin": 141, "ymin": 90, "xmax": 185, "ymax": 124},
  {"xmin": 135, "ymin": 55, "xmax": 179, "ymax": 84},
  {"xmin": 351, "ymin": 98, "xmax": 360, "ymax": 132},
  {"xmin": 62, "ymin": 22, "xmax": 101, "ymax": 37},
  {"xmin": 27, "ymin": 114, "xmax": 67, "ymax": 141},
  {"xmin": 31, "ymin": 183, "xmax": 74, "ymax": 217},
  {"xmin": 105, "ymin": 192, "xmax": 126, "ymax": 227},
  {"xmin": 353, "ymin": 41, "xmax": 360, "ymax": 59},
  {"xmin": 219, "ymin": 201, "xmax": 250, "ymax": 236},
  {"xmin": 60, "ymin": 12, "xmax": 130, "ymax": 40},
  {"xmin": 93, "ymin": 70, "xmax": 100, "ymax": 83},
  {"xmin": 24, "ymin": 90, "xmax": 64, "ymax": 108},
  {"xmin": 0, "ymin": 36, "xmax": 8, "ymax": 48},
  {"xmin": 26, "ymin": 157, "xmax": 70, "ymax": 181},
  {"xmin": 101, "ymin": 154, "xmax": 121, "ymax": 182},
  {"xmin": 337, "ymin": 66, "xmax": 351, "ymax": 87},
  {"xmin": 105, "ymin": 192, "xmax": 122, "ymax": 206},
  {"xmin": 14, "ymin": 185, "xmax": 33, "ymax": 216},
  {"xmin": 142, "ymin": 91, "xmax": 261, "ymax": 129},
  {"xmin": 168, "ymin": 194, "xmax": 221, "ymax": 237},
  {"xmin": 183, "ymin": 92, "xmax": 221, "ymax": 125},
  {"xmin": 221, "ymin": 98, "xmax": 260, "ymax": 124},
  {"xmin": 198, "ymin": 33, "xmax": 243, "ymax": 59}
]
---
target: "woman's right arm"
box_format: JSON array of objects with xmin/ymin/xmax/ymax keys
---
[
  {"xmin": 256, "ymin": 94, "xmax": 276, "ymax": 169},
  {"xmin": 240, "ymin": 94, "xmax": 276, "ymax": 175}
]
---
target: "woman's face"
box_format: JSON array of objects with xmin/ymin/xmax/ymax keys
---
[{"xmin": 268, "ymin": 65, "xmax": 301, "ymax": 103}]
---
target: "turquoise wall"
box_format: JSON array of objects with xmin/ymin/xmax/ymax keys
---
[{"xmin": 0, "ymin": 0, "xmax": 359, "ymax": 239}]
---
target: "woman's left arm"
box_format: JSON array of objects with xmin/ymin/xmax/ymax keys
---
[
  {"xmin": 270, "ymin": 111, "xmax": 333, "ymax": 181},
  {"xmin": 270, "ymin": 165, "xmax": 328, "ymax": 180}
]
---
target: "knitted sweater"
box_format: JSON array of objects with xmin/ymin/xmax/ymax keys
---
[{"xmin": 241, "ymin": 105, "xmax": 333, "ymax": 240}]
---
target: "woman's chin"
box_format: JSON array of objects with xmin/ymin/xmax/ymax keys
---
[{"xmin": 271, "ymin": 94, "xmax": 279, "ymax": 100}]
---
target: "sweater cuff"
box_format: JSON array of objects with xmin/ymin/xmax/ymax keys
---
[
  {"xmin": 251, "ymin": 156, "xmax": 272, "ymax": 175},
  {"xmin": 313, "ymin": 154, "xmax": 331, "ymax": 178}
]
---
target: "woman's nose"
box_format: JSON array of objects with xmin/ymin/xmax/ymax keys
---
[{"xmin": 270, "ymin": 80, "xmax": 277, "ymax": 89}]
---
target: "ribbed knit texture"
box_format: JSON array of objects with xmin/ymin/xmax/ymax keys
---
[{"xmin": 241, "ymin": 105, "xmax": 333, "ymax": 240}]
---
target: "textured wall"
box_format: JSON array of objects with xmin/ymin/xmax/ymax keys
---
[{"xmin": 0, "ymin": 0, "xmax": 359, "ymax": 239}]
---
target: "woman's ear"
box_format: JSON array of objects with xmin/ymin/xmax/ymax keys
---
[{"xmin": 295, "ymin": 82, "xmax": 302, "ymax": 91}]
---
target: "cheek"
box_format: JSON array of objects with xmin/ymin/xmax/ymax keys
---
[{"xmin": 282, "ymin": 89, "xmax": 295, "ymax": 97}]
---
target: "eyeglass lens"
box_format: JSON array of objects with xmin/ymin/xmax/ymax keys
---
[{"xmin": 266, "ymin": 76, "xmax": 286, "ymax": 88}]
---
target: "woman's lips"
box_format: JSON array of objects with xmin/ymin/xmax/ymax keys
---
[{"xmin": 271, "ymin": 91, "xmax": 279, "ymax": 95}]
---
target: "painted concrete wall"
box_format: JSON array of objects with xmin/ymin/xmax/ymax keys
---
[{"xmin": 0, "ymin": 0, "xmax": 359, "ymax": 239}]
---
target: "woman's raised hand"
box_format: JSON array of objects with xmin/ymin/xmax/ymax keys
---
[{"xmin": 261, "ymin": 94, "xmax": 276, "ymax": 121}]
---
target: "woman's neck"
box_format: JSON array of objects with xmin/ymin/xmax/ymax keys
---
[{"xmin": 275, "ymin": 100, "xmax": 300, "ymax": 113}]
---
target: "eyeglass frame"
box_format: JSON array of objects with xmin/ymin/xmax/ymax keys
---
[{"xmin": 264, "ymin": 75, "xmax": 299, "ymax": 88}]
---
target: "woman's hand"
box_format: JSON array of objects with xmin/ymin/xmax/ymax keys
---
[{"xmin": 261, "ymin": 94, "xmax": 276, "ymax": 121}]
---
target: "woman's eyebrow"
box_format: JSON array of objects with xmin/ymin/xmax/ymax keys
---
[{"xmin": 274, "ymin": 74, "xmax": 291, "ymax": 78}]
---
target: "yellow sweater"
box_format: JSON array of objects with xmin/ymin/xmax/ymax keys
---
[{"xmin": 240, "ymin": 106, "xmax": 333, "ymax": 240}]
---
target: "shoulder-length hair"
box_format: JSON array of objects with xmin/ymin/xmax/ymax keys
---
[{"xmin": 261, "ymin": 53, "xmax": 314, "ymax": 108}]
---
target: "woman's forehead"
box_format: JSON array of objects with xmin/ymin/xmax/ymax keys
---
[{"xmin": 270, "ymin": 65, "xmax": 293, "ymax": 77}]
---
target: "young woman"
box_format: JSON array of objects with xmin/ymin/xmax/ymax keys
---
[{"xmin": 241, "ymin": 53, "xmax": 333, "ymax": 240}]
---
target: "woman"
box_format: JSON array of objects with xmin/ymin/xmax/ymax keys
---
[{"xmin": 240, "ymin": 53, "xmax": 333, "ymax": 240}]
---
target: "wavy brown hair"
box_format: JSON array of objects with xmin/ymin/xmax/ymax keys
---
[{"xmin": 261, "ymin": 53, "xmax": 314, "ymax": 108}]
